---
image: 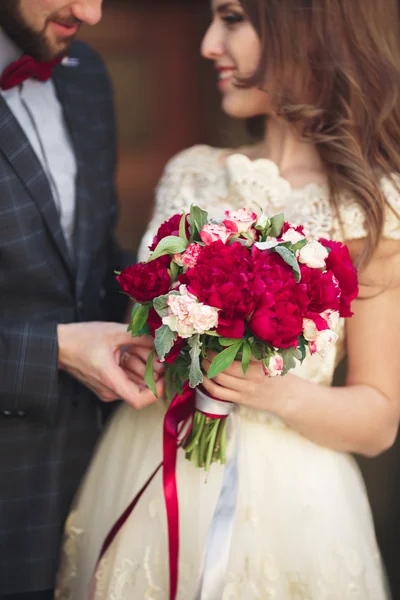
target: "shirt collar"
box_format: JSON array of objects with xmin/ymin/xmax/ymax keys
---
[{"xmin": 0, "ymin": 29, "xmax": 23, "ymax": 75}]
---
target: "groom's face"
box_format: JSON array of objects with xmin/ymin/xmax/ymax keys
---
[{"xmin": 0, "ymin": 0, "xmax": 103, "ymax": 61}]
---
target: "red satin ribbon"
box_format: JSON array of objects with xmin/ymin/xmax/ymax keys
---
[
  {"xmin": 163, "ymin": 384, "xmax": 195, "ymax": 599},
  {"xmin": 90, "ymin": 384, "xmax": 195, "ymax": 600}
]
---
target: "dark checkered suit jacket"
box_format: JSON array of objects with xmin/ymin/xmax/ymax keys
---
[{"xmin": 0, "ymin": 42, "xmax": 131, "ymax": 595}]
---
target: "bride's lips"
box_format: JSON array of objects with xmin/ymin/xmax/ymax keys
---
[
  {"xmin": 51, "ymin": 21, "xmax": 80, "ymax": 37},
  {"xmin": 216, "ymin": 67, "xmax": 236, "ymax": 88}
]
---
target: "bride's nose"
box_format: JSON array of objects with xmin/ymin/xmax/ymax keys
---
[{"xmin": 201, "ymin": 21, "xmax": 225, "ymax": 60}]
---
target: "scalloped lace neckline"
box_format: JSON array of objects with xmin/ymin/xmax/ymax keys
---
[{"xmin": 220, "ymin": 149, "xmax": 330, "ymax": 197}]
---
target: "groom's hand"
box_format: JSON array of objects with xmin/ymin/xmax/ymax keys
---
[
  {"xmin": 57, "ymin": 322, "xmax": 163, "ymax": 408},
  {"xmin": 119, "ymin": 345, "xmax": 165, "ymax": 388}
]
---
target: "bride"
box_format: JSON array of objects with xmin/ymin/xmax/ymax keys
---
[{"xmin": 56, "ymin": 0, "xmax": 400, "ymax": 598}]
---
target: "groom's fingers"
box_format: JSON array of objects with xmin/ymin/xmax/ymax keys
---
[
  {"xmin": 122, "ymin": 346, "xmax": 165, "ymax": 375},
  {"xmin": 123, "ymin": 354, "xmax": 161, "ymax": 382},
  {"xmin": 115, "ymin": 329, "xmax": 154, "ymax": 348},
  {"xmin": 109, "ymin": 363, "xmax": 160, "ymax": 409}
]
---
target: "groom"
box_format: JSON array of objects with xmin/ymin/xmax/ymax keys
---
[{"xmin": 0, "ymin": 1, "xmax": 159, "ymax": 599}]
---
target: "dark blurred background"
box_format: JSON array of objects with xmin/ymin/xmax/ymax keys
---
[
  {"xmin": 79, "ymin": 1, "xmax": 400, "ymax": 597},
  {"xmin": 80, "ymin": 0, "xmax": 251, "ymax": 254}
]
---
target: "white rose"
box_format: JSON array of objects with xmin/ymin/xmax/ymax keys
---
[
  {"xmin": 302, "ymin": 318, "xmax": 318, "ymax": 341},
  {"xmin": 309, "ymin": 329, "xmax": 339, "ymax": 357},
  {"xmin": 175, "ymin": 318, "xmax": 197, "ymax": 338},
  {"xmin": 188, "ymin": 303, "xmax": 219, "ymax": 334},
  {"xmin": 298, "ymin": 240, "xmax": 329, "ymax": 269},
  {"xmin": 320, "ymin": 309, "xmax": 340, "ymax": 330},
  {"xmin": 281, "ymin": 228, "xmax": 306, "ymax": 244},
  {"xmin": 255, "ymin": 210, "xmax": 270, "ymax": 230},
  {"xmin": 162, "ymin": 313, "xmax": 197, "ymax": 338},
  {"xmin": 263, "ymin": 353, "xmax": 284, "ymax": 377}
]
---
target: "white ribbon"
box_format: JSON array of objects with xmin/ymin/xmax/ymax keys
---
[
  {"xmin": 195, "ymin": 386, "xmax": 235, "ymax": 417},
  {"xmin": 194, "ymin": 390, "xmax": 240, "ymax": 600}
]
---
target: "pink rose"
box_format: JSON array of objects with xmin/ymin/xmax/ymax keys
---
[
  {"xmin": 200, "ymin": 223, "xmax": 232, "ymax": 245},
  {"xmin": 189, "ymin": 303, "xmax": 219, "ymax": 334},
  {"xmin": 223, "ymin": 208, "xmax": 258, "ymax": 234},
  {"xmin": 174, "ymin": 242, "xmax": 202, "ymax": 270},
  {"xmin": 263, "ymin": 353, "xmax": 284, "ymax": 377}
]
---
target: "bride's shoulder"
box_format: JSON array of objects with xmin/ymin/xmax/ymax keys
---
[{"xmin": 339, "ymin": 173, "xmax": 400, "ymax": 242}]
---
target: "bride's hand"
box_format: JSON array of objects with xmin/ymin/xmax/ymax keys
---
[{"xmin": 201, "ymin": 351, "xmax": 295, "ymax": 412}]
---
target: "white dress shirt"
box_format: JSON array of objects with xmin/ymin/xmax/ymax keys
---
[{"xmin": 0, "ymin": 29, "xmax": 77, "ymax": 251}]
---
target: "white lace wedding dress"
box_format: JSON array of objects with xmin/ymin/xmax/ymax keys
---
[{"xmin": 56, "ymin": 145, "xmax": 400, "ymax": 600}]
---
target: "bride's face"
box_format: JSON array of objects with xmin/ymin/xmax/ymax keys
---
[{"xmin": 201, "ymin": 0, "xmax": 273, "ymax": 119}]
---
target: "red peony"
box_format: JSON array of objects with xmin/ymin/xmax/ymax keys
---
[
  {"xmin": 149, "ymin": 214, "xmax": 190, "ymax": 251},
  {"xmin": 117, "ymin": 258, "xmax": 171, "ymax": 303},
  {"xmin": 185, "ymin": 241, "xmax": 255, "ymax": 339},
  {"xmin": 149, "ymin": 214, "xmax": 190, "ymax": 267},
  {"xmin": 320, "ymin": 239, "xmax": 359, "ymax": 317},
  {"xmin": 249, "ymin": 250, "xmax": 303, "ymax": 348},
  {"xmin": 298, "ymin": 265, "xmax": 341, "ymax": 315}
]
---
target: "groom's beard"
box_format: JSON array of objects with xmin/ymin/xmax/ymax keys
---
[{"xmin": 0, "ymin": 0, "xmax": 80, "ymax": 61}]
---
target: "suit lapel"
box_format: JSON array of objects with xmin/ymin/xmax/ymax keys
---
[
  {"xmin": 0, "ymin": 95, "xmax": 74, "ymax": 278},
  {"xmin": 53, "ymin": 64, "xmax": 95, "ymax": 297}
]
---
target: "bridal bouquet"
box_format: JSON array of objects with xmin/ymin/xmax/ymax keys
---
[{"xmin": 117, "ymin": 205, "xmax": 358, "ymax": 470}]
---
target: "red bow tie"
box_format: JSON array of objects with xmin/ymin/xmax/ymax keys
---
[{"xmin": 0, "ymin": 55, "xmax": 62, "ymax": 91}]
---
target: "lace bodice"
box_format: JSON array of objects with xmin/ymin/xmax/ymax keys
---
[{"xmin": 138, "ymin": 145, "xmax": 400, "ymax": 419}]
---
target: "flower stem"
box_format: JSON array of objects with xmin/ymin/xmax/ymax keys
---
[
  {"xmin": 199, "ymin": 417, "xmax": 210, "ymax": 468},
  {"xmin": 205, "ymin": 420, "xmax": 220, "ymax": 472},
  {"xmin": 184, "ymin": 412, "xmax": 205, "ymax": 453},
  {"xmin": 220, "ymin": 419, "xmax": 227, "ymax": 464}
]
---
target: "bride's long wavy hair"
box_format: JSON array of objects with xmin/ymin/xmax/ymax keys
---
[{"xmin": 239, "ymin": 0, "xmax": 400, "ymax": 267}]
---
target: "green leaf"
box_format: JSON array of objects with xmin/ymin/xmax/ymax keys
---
[
  {"xmin": 149, "ymin": 236, "xmax": 188, "ymax": 261},
  {"xmin": 155, "ymin": 324, "xmax": 178, "ymax": 361},
  {"xmin": 188, "ymin": 334, "xmax": 204, "ymax": 388},
  {"xmin": 179, "ymin": 212, "xmax": 188, "ymax": 241},
  {"xmin": 165, "ymin": 365, "xmax": 175, "ymax": 401},
  {"xmin": 273, "ymin": 246, "xmax": 301, "ymax": 282},
  {"xmin": 169, "ymin": 260, "xmax": 180, "ymax": 282},
  {"xmin": 279, "ymin": 348, "xmax": 299, "ymax": 376},
  {"xmin": 241, "ymin": 341, "xmax": 251, "ymax": 374},
  {"xmin": 297, "ymin": 336, "xmax": 307, "ymax": 362},
  {"xmin": 189, "ymin": 205, "xmax": 209, "ymax": 238},
  {"xmin": 207, "ymin": 341, "xmax": 242, "ymax": 379},
  {"xmin": 219, "ymin": 337, "xmax": 242, "ymax": 347},
  {"xmin": 144, "ymin": 348, "xmax": 158, "ymax": 398},
  {"xmin": 153, "ymin": 294, "xmax": 170, "ymax": 318},
  {"xmin": 131, "ymin": 303, "xmax": 150, "ymax": 337},
  {"xmin": 291, "ymin": 239, "xmax": 307, "ymax": 253},
  {"xmin": 268, "ymin": 213, "xmax": 285, "ymax": 238}
]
